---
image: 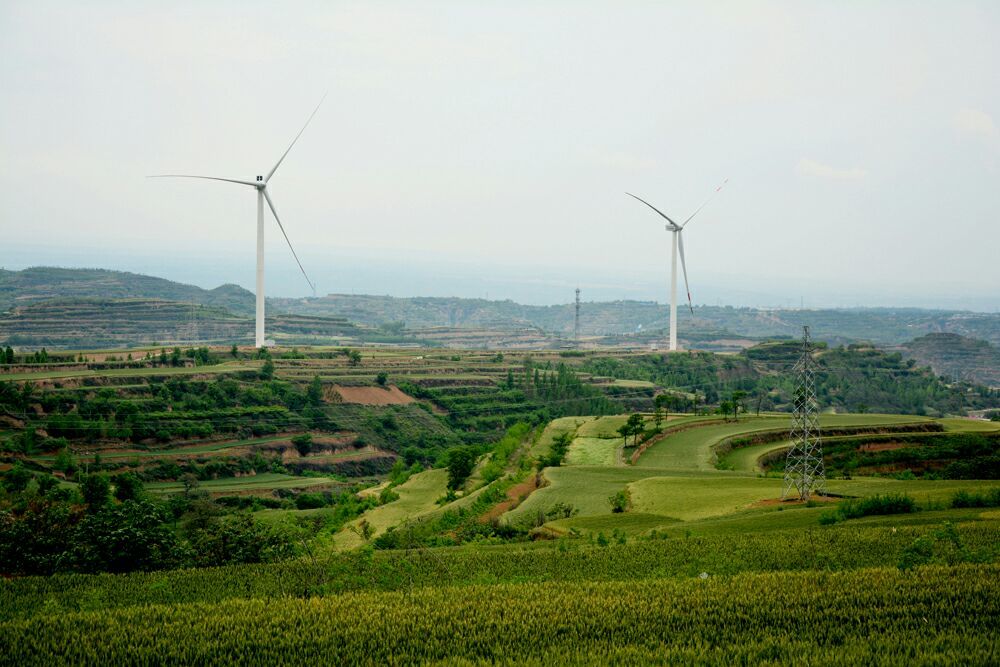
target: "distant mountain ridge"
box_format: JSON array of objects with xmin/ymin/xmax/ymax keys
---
[
  {"xmin": 273, "ymin": 293, "xmax": 1000, "ymax": 348},
  {"xmin": 0, "ymin": 267, "xmax": 255, "ymax": 315},
  {"xmin": 2, "ymin": 267, "xmax": 999, "ymax": 353}
]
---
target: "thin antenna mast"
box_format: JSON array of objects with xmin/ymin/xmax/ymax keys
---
[
  {"xmin": 782, "ymin": 326, "xmax": 826, "ymax": 500},
  {"xmin": 574, "ymin": 287, "xmax": 581, "ymax": 343}
]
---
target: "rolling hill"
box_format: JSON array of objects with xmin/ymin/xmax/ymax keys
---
[
  {"xmin": 902, "ymin": 333, "xmax": 1000, "ymax": 387},
  {"xmin": 0, "ymin": 267, "xmax": 255, "ymax": 315}
]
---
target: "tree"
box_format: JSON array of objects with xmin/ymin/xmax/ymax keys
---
[
  {"xmin": 230, "ymin": 344, "xmax": 239, "ymax": 358},
  {"xmin": 375, "ymin": 372, "xmax": 388, "ymax": 387},
  {"xmin": 170, "ymin": 347, "xmax": 182, "ymax": 367},
  {"xmin": 347, "ymin": 349, "xmax": 362, "ymax": 367},
  {"xmin": 2, "ymin": 462, "xmax": 32, "ymax": 493},
  {"xmin": 79, "ymin": 474, "xmax": 111, "ymax": 511},
  {"xmin": 307, "ymin": 375, "xmax": 324, "ymax": 406},
  {"xmin": 544, "ymin": 432, "xmax": 573, "ymax": 467},
  {"xmin": 732, "ymin": 391, "xmax": 747, "ymax": 422},
  {"xmin": 626, "ymin": 413, "xmax": 645, "ymax": 446},
  {"xmin": 112, "ymin": 472, "xmax": 144, "ymax": 502},
  {"xmin": 73, "ymin": 500, "xmax": 184, "ymax": 573},
  {"xmin": 259, "ymin": 359, "xmax": 275, "ymax": 380},
  {"xmin": 609, "ymin": 489, "xmax": 629, "ymax": 513},
  {"xmin": 446, "ymin": 447, "xmax": 478, "ymax": 490},
  {"xmin": 653, "ymin": 404, "xmax": 664, "ymax": 428},
  {"xmin": 54, "ymin": 447, "xmax": 76, "ymax": 475},
  {"xmin": 292, "ymin": 434, "xmax": 313, "ymax": 457},
  {"xmin": 181, "ymin": 473, "xmax": 200, "ymax": 498},
  {"xmin": 3, "ymin": 346, "xmax": 13, "ymax": 364}
]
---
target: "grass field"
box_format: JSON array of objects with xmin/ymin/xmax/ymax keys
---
[
  {"xmin": 635, "ymin": 413, "xmax": 931, "ymax": 471},
  {"xmin": 564, "ymin": 437, "xmax": 620, "ymax": 466},
  {"xmin": 334, "ymin": 468, "xmax": 449, "ymax": 549}
]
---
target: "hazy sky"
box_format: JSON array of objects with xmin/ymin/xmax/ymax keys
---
[{"xmin": 2, "ymin": 1, "xmax": 998, "ymax": 309}]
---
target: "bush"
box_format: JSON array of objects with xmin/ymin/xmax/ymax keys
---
[
  {"xmin": 609, "ymin": 489, "xmax": 630, "ymax": 513},
  {"xmin": 291, "ymin": 434, "xmax": 313, "ymax": 457},
  {"xmin": 951, "ymin": 488, "xmax": 1000, "ymax": 508},
  {"xmin": 447, "ymin": 447, "xmax": 478, "ymax": 491},
  {"xmin": 839, "ymin": 493, "xmax": 916, "ymax": 520},
  {"xmin": 79, "ymin": 474, "xmax": 111, "ymax": 511}
]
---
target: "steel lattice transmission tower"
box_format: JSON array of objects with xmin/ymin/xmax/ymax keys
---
[
  {"xmin": 782, "ymin": 326, "xmax": 826, "ymax": 500},
  {"xmin": 574, "ymin": 288, "xmax": 581, "ymax": 342}
]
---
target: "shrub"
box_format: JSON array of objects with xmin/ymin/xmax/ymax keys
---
[
  {"xmin": 291, "ymin": 434, "xmax": 313, "ymax": 457},
  {"xmin": 839, "ymin": 493, "xmax": 916, "ymax": 520},
  {"xmin": 951, "ymin": 488, "xmax": 1000, "ymax": 508},
  {"xmin": 609, "ymin": 489, "xmax": 630, "ymax": 513}
]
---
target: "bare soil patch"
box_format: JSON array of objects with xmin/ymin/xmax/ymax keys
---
[
  {"xmin": 333, "ymin": 385, "xmax": 415, "ymax": 405},
  {"xmin": 481, "ymin": 475, "xmax": 540, "ymax": 523},
  {"xmin": 859, "ymin": 442, "xmax": 911, "ymax": 452}
]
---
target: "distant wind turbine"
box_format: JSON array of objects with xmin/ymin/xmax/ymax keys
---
[
  {"xmin": 626, "ymin": 179, "xmax": 728, "ymax": 351},
  {"xmin": 150, "ymin": 97, "xmax": 325, "ymax": 348}
]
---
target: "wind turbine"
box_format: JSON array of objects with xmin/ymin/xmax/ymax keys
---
[
  {"xmin": 150, "ymin": 97, "xmax": 324, "ymax": 348},
  {"xmin": 626, "ymin": 179, "xmax": 727, "ymax": 351}
]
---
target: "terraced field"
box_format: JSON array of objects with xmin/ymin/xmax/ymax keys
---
[
  {"xmin": 498, "ymin": 412, "xmax": 1000, "ymax": 537},
  {"xmin": 146, "ymin": 473, "xmax": 337, "ymax": 495}
]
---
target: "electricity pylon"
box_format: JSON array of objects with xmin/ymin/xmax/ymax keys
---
[{"xmin": 782, "ymin": 325, "xmax": 826, "ymax": 500}]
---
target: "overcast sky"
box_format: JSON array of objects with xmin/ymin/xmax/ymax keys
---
[{"xmin": 2, "ymin": 1, "xmax": 998, "ymax": 310}]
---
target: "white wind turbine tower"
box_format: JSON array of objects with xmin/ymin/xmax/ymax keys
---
[
  {"xmin": 626, "ymin": 179, "xmax": 728, "ymax": 351},
  {"xmin": 151, "ymin": 98, "xmax": 324, "ymax": 348}
]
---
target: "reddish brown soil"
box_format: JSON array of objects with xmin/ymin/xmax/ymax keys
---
[
  {"xmin": 480, "ymin": 475, "xmax": 540, "ymax": 523},
  {"xmin": 858, "ymin": 442, "xmax": 910, "ymax": 452},
  {"xmin": 333, "ymin": 385, "xmax": 415, "ymax": 406}
]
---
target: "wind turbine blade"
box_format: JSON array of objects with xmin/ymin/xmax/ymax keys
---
[
  {"xmin": 681, "ymin": 178, "xmax": 729, "ymax": 228},
  {"xmin": 625, "ymin": 192, "xmax": 681, "ymax": 228},
  {"xmin": 262, "ymin": 188, "xmax": 316, "ymax": 296},
  {"xmin": 265, "ymin": 94, "xmax": 327, "ymax": 183},
  {"xmin": 677, "ymin": 231, "xmax": 694, "ymax": 314},
  {"xmin": 147, "ymin": 174, "xmax": 258, "ymax": 187}
]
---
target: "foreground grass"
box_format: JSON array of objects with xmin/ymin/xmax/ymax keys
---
[
  {"xmin": 3, "ymin": 563, "xmax": 997, "ymax": 665},
  {"xmin": 5, "ymin": 519, "xmax": 996, "ymax": 620}
]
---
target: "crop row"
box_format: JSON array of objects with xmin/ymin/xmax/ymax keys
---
[
  {"xmin": 2, "ymin": 564, "xmax": 998, "ymax": 664},
  {"xmin": 3, "ymin": 520, "xmax": 997, "ymax": 620}
]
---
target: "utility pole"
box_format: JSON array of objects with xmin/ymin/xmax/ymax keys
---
[
  {"xmin": 574, "ymin": 287, "xmax": 581, "ymax": 343},
  {"xmin": 782, "ymin": 326, "xmax": 826, "ymax": 500}
]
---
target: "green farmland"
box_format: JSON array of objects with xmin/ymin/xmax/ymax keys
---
[{"xmin": 2, "ymin": 342, "xmax": 999, "ymax": 664}]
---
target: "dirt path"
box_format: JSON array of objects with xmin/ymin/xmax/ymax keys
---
[{"xmin": 480, "ymin": 475, "xmax": 540, "ymax": 523}]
